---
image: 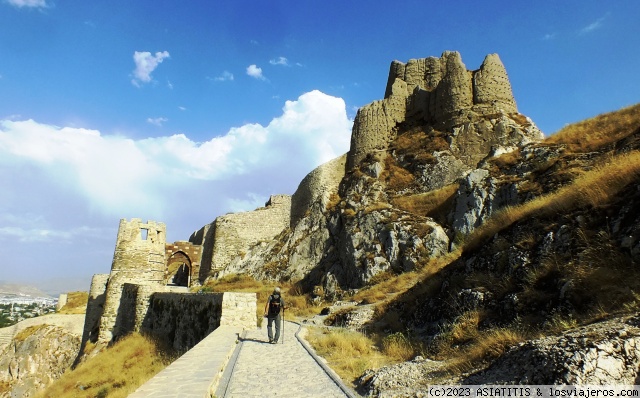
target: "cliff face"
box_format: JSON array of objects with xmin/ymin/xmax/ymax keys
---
[{"xmin": 0, "ymin": 324, "xmax": 81, "ymax": 398}]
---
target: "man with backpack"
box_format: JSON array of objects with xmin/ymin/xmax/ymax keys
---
[{"xmin": 264, "ymin": 287, "xmax": 285, "ymax": 344}]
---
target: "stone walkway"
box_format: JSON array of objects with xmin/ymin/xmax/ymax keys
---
[{"xmin": 216, "ymin": 320, "xmax": 356, "ymax": 398}]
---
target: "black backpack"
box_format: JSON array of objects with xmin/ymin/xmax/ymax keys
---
[{"xmin": 268, "ymin": 294, "xmax": 282, "ymax": 316}]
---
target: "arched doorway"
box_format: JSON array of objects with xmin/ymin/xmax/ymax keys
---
[{"xmin": 166, "ymin": 251, "xmax": 191, "ymax": 287}]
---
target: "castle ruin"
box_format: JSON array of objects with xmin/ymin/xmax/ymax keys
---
[{"xmin": 81, "ymin": 218, "xmax": 256, "ymax": 351}]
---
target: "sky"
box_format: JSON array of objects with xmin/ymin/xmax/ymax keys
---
[{"xmin": 1, "ymin": 0, "xmax": 639, "ymax": 295}]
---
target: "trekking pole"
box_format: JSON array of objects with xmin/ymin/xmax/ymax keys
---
[{"xmin": 282, "ymin": 306, "xmax": 285, "ymax": 344}]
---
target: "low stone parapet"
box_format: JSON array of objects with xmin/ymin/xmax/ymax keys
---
[{"xmin": 129, "ymin": 325, "xmax": 243, "ymax": 398}]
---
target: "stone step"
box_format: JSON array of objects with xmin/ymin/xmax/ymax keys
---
[{"xmin": 0, "ymin": 325, "xmax": 17, "ymax": 349}]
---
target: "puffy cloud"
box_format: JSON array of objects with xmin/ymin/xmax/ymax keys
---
[
  {"xmin": 246, "ymin": 64, "xmax": 266, "ymax": 80},
  {"xmin": 0, "ymin": 90, "xmax": 352, "ymax": 217},
  {"xmin": 6, "ymin": 0, "xmax": 47, "ymax": 8},
  {"xmin": 131, "ymin": 51, "xmax": 170, "ymax": 87},
  {"xmin": 269, "ymin": 57, "xmax": 289, "ymax": 66},
  {"xmin": 0, "ymin": 90, "xmax": 352, "ymax": 286}
]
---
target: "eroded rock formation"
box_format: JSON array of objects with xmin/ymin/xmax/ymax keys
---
[{"xmin": 0, "ymin": 325, "xmax": 81, "ymax": 398}]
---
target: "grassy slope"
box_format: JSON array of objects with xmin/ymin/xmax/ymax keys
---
[{"xmin": 37, "ymin": 333, "xmax": 177, "ymax": 398}]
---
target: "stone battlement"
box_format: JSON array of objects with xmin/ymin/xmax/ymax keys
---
[{"xmin": 347, "ymin": 51, "xmax": 542, "ymax": 169}]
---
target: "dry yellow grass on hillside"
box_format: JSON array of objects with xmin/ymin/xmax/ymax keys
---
[
  {"xmin": 546, "ymin": 103, "xmax": 640, "ymax": 152},
  {"xmin": 464, "ymin": 150, "xmax": 640, "ymax": 251},
  {"xmin": 36, "ymin": 333, "xmax": 176, "ymax": 398},
  {"xmin": 391, "ymin": 183, "xmax": 458, "ymax": 217},
  {"xmin": 57, "ymin": 291, "xmax": 89, "ymax": 314},
  {"xmin": 304, "ymin": 327, "xmax": 390, "ymax": 383}
]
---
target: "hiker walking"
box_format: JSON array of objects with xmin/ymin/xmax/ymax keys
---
[{"xmin": 264, "ymin": 287, "xmax": 285, "ymax": 344}]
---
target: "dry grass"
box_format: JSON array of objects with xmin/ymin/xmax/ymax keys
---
[
  {"xmin": 393, "ymin": 127, "xmax": 449, "ymax": 155},
  {"xmin": 381, "ymin": 332, "xmax": 419, "ymax": 362},
  {"xmin": 383, "ymin": 155, "xmax": 416, "ymax": 192},
  {"xmin": 305, "ymin": 327, "xmax": 423, "ymax": 384},
  {"xmin": 57, "ymin": 291, "xmax": 89, "ymax": 314},
  {"xmin": 546, "ymin": 103, "xmax": 640, "ymax": 152},
  {"xmin": 445, "ymin": 328, "xmax": 527, "ymax": 373},
  {"xmin": 305, "ymin": 327, "xmax": 390, "ymax": 383},
  {"xmin": 14, "ymin": 325, "xmax": 47, "ymax": 343},
  {"xmin": 0, "ymin": 381, "xmax": 10, "ymax": 395},
  {"xmin": 364, "ymin": 201, "xmax": 392, "ymax": 214},
  {"xmin": 391, "ymin": 184, "xmax": 458, "ymax": 217},
  {"xmin": 464, "ymin": 151, "xmax": 640, "ymax": 252},
  {"xmin": 354, "ymin": 271, "xmax": 419, "ymax": 304},
  {"xmin": 489, "ymin": 149, "xmax": 522, "ymax": 169},
  {"xmin": 36, "ymin": 333, "xmax": 177, "ymax": 398}
]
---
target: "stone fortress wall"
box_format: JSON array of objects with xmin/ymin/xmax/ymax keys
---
[
  {"xmin": 290, "ymin": 154, "xmax": 347, "ymax": 227},
  {"xmin": 192, "ymin": 155, "xmax": 347, "ymax": 276},
  {"xmin": 82, "ymin": 218, "xmax": 256, "ymax": 352},
  {"xmin": 210, "ymin": 195, "xmax": 292, "ymax": 273},
  {"xmin": 347, "ymin": 51, "xmax": 540, "ymax": 169}
]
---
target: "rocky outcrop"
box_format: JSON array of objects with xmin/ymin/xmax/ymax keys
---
[
  {"xmin": 0, "ymin": 325, "xmax": 81, "ymax": 398},
  {"xmin": 449, "ymin": 168, "xmax": 520, "ymax": 237},
  {"xmin": 462, "ymin": 315, "xmax": 640, "ymax": 385},
  {"xmin": 356, "ymin": 315, "xmax": 640, "ymax": 397}
]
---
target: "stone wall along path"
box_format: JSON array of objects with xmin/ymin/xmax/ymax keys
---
[{"xmin": 216, "ymin": 320, "xmax": 355, "ymax": 398}]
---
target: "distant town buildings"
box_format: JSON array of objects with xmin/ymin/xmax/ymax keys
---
[{"xmin": 0, "ymin": 294, "xmax": 58, "ymax": 327}]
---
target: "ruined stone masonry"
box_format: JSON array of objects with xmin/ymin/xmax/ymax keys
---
[
  {"xmin": 192, "ymin": 155, "xmax": 347, "ymax": 277},
  {"xmin": 290, "ymin": 154, "xmax": 347, "ymax": 227},
  {"xmin": 210, "ymin": 195, "xmax": 291, "ymax": 272},
  {"xmin": 82, "ymin": 218, "xmax": 256, "ymax": 352},
  {"xmin": 348, "ymin": 51, "xmax": 542, "ymax": 169}
]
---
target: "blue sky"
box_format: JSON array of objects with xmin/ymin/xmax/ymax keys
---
[{"xmin": 1, "ymin": 0, "xmax": 638, "ymax": 294}]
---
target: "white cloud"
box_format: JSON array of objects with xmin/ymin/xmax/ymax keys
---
[
  {"xmin": 246, "ymin": 64, "xmax": 266, "ymax": 81},
  {"xmin": 6, "ymin": 0, "xmax": 47, "ymax": 8},
  {"xmin": 210, "ymin": 71, "xmax": 234, "ymax": 82},
  {"xmin": 0, "ymin": 225, "xmax": 104, "ymax": 243},
  {"xmin": 131, "ymin": 51, "xmax": 170, "ymax": 87},
  {"xmin": 0, "ymin": 90, "xmax": 353, "ymax": 286},
  {"xmin": 0, "ymin": 90, "xmax": 352, "ymax": 217},
  {"xmin": 543, "ymin": 33, "xmax": 556, "ymax": 40},
  {"xmin": 269, "ymin": 57, "xmax": 289, "ymax": 66},
  {"xmin": 147, "ymin": 117, "xmax": 168, "ymax": 127},
  {"xmin": 178, "ymin": 106, "xmax": 186, "ymax": 111},
  {"xmin": 580, "ymin": 14, "xmax": 608, "ymax": 35}
]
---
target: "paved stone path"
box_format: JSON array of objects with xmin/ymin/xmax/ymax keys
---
[{"xmin": 216, "ymin": 320, "xmax": 355, "ymax": 398}]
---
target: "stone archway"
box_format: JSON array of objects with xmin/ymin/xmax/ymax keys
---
[{"xmin": 166, "ymin": 251, "xmax": 191, "ymax": 287}]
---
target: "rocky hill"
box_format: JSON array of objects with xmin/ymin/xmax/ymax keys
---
[
  {"xmin": 200, "ymin": 51, "xmax": 640, "ymax": 394},
  {"xmin": 217, "ymin": 51, "xmax": 545, "ymax": 293}
]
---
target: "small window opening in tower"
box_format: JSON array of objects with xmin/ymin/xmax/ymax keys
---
[{"xmin": 141, "ymin": 228, "xmax": 148, "ymax": 240}]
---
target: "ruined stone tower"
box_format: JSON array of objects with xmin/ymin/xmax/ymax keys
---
[{"xmin": 97, "ymin": 218, "xmax": 166, "ymax": 342}]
